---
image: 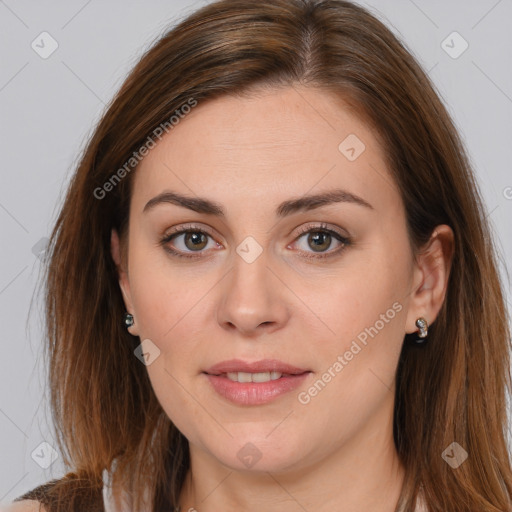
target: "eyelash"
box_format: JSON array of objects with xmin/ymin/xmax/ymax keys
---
[{"xmin": 159, "ymin": 222, "xmax": 351, "ymax": 261}]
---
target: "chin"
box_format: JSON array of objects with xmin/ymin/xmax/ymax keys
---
[{"xmin": 204, "ymin": 432, "xmax": 309, "ymax": 473}]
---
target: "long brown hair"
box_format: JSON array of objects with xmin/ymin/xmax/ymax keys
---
[{"xmin": 32, "ymin": 0, "xmax": 512, "ymax": 510}]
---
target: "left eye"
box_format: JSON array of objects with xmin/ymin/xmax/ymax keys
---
[{"xmin": 292, "ymin": 229, "xmax": 347, "ymax": 256}]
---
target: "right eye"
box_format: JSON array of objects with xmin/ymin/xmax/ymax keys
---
[{"xmin": 160, "ymin": 225, "xmax": 222, "ymax": 259}]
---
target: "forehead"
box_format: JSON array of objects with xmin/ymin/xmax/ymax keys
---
[{"xmin": 132, "ymin": 86, "xmax": 401, "ymax": 218}]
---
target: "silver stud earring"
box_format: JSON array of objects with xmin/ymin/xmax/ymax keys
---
[
  {"xmin": 414, "ymin": 317, "xmax": 428, "ymax": 343},
  {"xmin": 124, "ymin": 312, "xmax": 134, "ymax": 328}
]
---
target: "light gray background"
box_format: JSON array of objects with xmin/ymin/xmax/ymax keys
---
[{"xmin": 1, "ymin": 0, "xmax": 511, "ymax": 504}]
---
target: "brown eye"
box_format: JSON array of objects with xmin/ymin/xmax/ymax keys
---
[
  {"xmin": 291, "ymin": 223, "xmax": 351, "ymax": 260},
  {"xmin": 161, "ymin": 226, "xmax": 219, "ymax": 259},
  {"xmin": 161, "ymin": 223, "xmax": 350, "ymax": 261},
  {"xmin": 306, "ymin": 231, "xmax": 332, "ymax": 252},
  {"xmin": 183, "ymin": 231, "xmax": 208, "ymax": 251}
]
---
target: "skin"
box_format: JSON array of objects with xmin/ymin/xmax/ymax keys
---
[{"xmin": 111, "ymin": 85, "xmax": 454, "ymax": 512}]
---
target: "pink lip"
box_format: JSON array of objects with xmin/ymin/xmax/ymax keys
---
[
  {"xmin": 203, "ymin": 359, "xmax": 311, "ymax": 405},
  {"xmin": 204, "ymin": 358, "xmax": 309, "ymax": 375}
]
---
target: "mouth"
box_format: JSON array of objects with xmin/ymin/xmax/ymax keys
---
[
  {"xmin": 204, "ymin": 358, "xmax": 309, "ymax": 376},
  {"xmin": 210, "ymin": 370, "xmax": 298, "ymax": 383},
  {"xmin": 203, "ymin": 359, "xmax": 312, "ymax": 405}
]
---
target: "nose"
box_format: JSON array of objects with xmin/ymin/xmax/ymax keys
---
[{"xmin": 216, "ymin": 248, "xmax": 290, "ymax": 338}]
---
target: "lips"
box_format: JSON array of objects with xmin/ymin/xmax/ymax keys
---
[
  {"xmin": 203, "ymin": 359, "xmax": 311, "ymax": 405},
  {"xmin": 204, "ymin": 358, "xmax": 309, "ymax": 376}
]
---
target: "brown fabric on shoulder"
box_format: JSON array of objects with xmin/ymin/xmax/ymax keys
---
[
  {"xmin": 12, "ymin": 475, "xmax": 105, "ymax": 512},
  {"xmin": 13, "ymin": 480, "xmax": 60, "ymax": 504}
]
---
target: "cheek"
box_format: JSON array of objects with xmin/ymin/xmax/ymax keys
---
[
  {"xmin": 127, "ymin": 244, "xmax": 221, "ymax": 390},
  {"xmin": 311, "ymin": 249, "xmax": 408, "ymax": 354},
  {"xmin": 295, "ymin": 270, "xmax": 407, "ymax": 445},
  {"xmin": 299, "ymin": 249, "xmax": 410, "ymax": 437},
  {"xmin": 127, "ymin": 241, "xmax": 206, "ymax": 341}
]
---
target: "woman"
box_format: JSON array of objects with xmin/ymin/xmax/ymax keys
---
[{"xmin": 6, "ymin": 0, "xmax": 512, "ymax": 511}]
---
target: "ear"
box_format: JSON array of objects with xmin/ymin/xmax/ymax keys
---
[
  {"xmin": 111, "ymin": 229, "xmax": 139, "ymax": 336},
  {"xmin": 405, "ymin": 224, "xmax": 455, "ymax": 335}
]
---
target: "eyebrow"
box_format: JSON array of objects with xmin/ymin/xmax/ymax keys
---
[{"xmin": 143, "ymin": 188, "xmax": 374, "ymax": 217}]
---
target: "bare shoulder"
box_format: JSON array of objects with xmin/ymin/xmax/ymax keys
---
[{"xmin": 0, "ymin": 500, "xmax": 47, "ymax": 512}]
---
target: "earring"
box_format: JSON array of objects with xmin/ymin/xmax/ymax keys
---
[
  {"xmin": 414, "ymin": 317, "xmax": 428, "ymax": 343},
  {"xmin": 124, "ymin": 312, "xmax": 134, "ymax": 328}
]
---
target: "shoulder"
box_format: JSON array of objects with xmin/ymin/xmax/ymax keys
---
[
  {"xmin": 2, "ymin": 480, "xmax": 57, "ymax": 512},
  {"xmin": 0, "ymin": 500, "xmax": 46, "ymax": 512},
  {"xmin": 3, "ymin": 474, "xmax": 106, "ymax": 512}
]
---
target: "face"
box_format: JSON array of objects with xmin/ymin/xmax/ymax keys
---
[{"xmin": 112, "ymin": 86, "xmax": 425, "ymax": 474}]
